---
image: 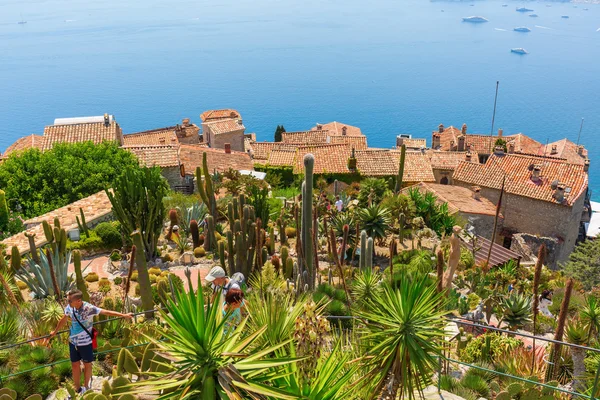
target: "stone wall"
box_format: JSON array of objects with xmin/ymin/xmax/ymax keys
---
[
  {"xmin": 453, "ymin": 180, "xmax": 585, "ymax": 266},
  {"xmin": 460, "ymin": 212, "xmax": 499, "ymax": 240},
  {"xmin": 161, "ymin": 166, "xmax": 185, "ymax": 189},
  {"xmin": 212, "ymin": 129, "xmax": 245, "ymax": 152},
  {"xmin": 433, "ymin": 169, "xmax": 454, "ymax": 185}
]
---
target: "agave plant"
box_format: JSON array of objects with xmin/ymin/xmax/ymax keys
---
[
  {"xmin": 15, "ymin": 249, "xmax": 77, "ymax": 299},
  {"xmin": 498, "ymin": 292, "xmax": 532, "ymax": 332},
  {"xmin": 180, "ymin": 203, "xmax": 207, "ymax": 235},
  {"xmin": 130, "ymin": 275, "xmax": 299, "ymax": 399},
  {"xmin": 330, "ymin": 212, "xmax": 357, "ymax": 247},
  {"xmin": 357, "ymin": 204, "xmax": 391, "ymax": 242},
  {"xmin": 356, "ymin": 275, "xmax": 448, "ymax": 399}
]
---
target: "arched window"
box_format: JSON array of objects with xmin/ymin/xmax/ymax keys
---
[{"xmin": 440, "ymin": 176, "xmax": 449, "ymax": 185}]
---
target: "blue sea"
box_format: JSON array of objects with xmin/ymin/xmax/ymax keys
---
[{"xmin": 1, "ymin": 0, "xmax": 599, "ymax": 196}]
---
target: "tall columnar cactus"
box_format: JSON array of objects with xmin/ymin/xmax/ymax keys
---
[
  {"xmin": 302, "ymin": 154, "xmax": 315, "ymax": 290},
  {"xmin": 131, "ymin": 230, "xmax": 155, "ymax": 319},
  {"xmin": 436, "ymin": 249, "xmax": 444, "ymax": 294},
  {"xmin": 203, "ymin": 215, "xmax": 216, "ymax": 252},
  {"xmin": 281, "ymin": 246, "xmax": 289, "ymax": 270},
  {"xmin": 359, "ymin": 230, "xmax": 367, "ymax": 269},
  {"xmin": 285, "ymin": 257, "xmax": 294, "ymax": 280},
  {"xmin": 394, "ymin": 144, "xmax": 406, "ymax": 194},
  {"xmin": 123, "ymin": 245, "xmax": 135, "ymax": 312},
  {"xmin": 278, "ymin": 218, "xmax": 287, "ymax": 245},
  {"xmin": 340, "ymin": 224, "xmax": 349, "ymax": 266},
  {"xmin": 24, "ymin": 231, "xmax": 40, "ymax": 265},
  {"xmin": 196, "ymin": 153, "xmax": 217, "ymax": 220},
  {"xmin": 76, "ymin": 207, "xmax": 89, "ymax": 238},
  {"xmin": 42, "ymin": 220, "xmax": 54, "ymax": 243},
  {"xmin": 190, "ymin": 220, "xmax": 200, "ymax": 248},
  {"xmin": 72, "ymin": 250, "xmax": 90, "ymax": 302},
  {"xmin": 366, "ymin": 237, "xmax": 373, "ymax": 269},
  {"xmin": 0, "ymin": 189, "xmax": 9, "ymax": 229},
  {"xmin": 166, "ymin": 209, "xmax": 178, "ymax": 241},
  {"xmin": 10, "ymin": 246, "xmax": 21, "ymax": 273},
  {"xmin": 268, "ymin": 226, "xmax": 275, "ymax": 255},
  {"xmin": 224, "ymin": 196, "xmax": 257, "ymax": 277},
  {"xmin": 218, "ymin": 240, "xmax": 227, "ymax": 273}
]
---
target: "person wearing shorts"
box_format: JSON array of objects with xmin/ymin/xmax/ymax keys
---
[{"xmin": 50, "ymin": 290, "xmax": 133, "ymax": 394}]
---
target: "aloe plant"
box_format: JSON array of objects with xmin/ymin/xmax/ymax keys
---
[
  {"xmin": 15, "ymin": 248, "xmax": 78, "ymax": 299},
  {"xmin": 499, "ymin": 292, "xmax": 532, "ymax": 332}
]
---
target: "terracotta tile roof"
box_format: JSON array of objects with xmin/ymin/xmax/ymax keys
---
[
  {"xmin": 200, "ymin": 109, "xmax": 241, "ymax": 122},
  {"xmin": 268, "ymin": 147, "xmax": 297, "ymax": 166},
  {"xmin": 247, "ymin": 141, "xmax": 278, "ymax": 160},
  {"xmin": 4, "ymin": 191, "xmax": 114, "ymax": 255},
  {"xmin": 3, "ymin": 134, "xmax": 46, "ymax": 157},
  {"xmin": 404, "ymin": 182, "xmax": 499, "ymax": 216},
  {"xmin": 43, "ymin": 121, "xmax": 122, "ymax": 150},
  {"xmin": 464, "ymin": 134, "xmax": 499, "ymax": 154},
  {"xmin": 434, "ymin": 125, "xmax": 501, "ymax": 154},
  {"xmin": 178, "ymin": 144, "xmax": 253, "ymax": 174},
  {"xmin": 354, "ymin": 150, "xmax": 398, "ymax": 176},
  {"xmin": 329, "ymin": 135, "xmax": 368, "ymax": 150},
  {"xmin": 312, "ymin": 122, "xmax": 363, "ymax": 137},
  {"xmin": 462, "ymin": 235, "xmax": 521, "ymax": 268},
  {"xmin": 123, "ymin": 145, "xmax": 180, "ymax": 168},
  {"xmin": 204, "ymin": 119, "xmax": 245, "ymax": 135},
  {"xmin": 122, "ymin": 128, "xmax": 179, "ymax": 146},
  {"xmin": 397, "ymin": 138, "xmax": 427, "ymax": 149},
  {"xmin": 539, "ymin": 139, "xmax": 587, "ymax": 165},
  {"xmin": 391, "ymin": 150, "xmax": 436, "ymax": 182},
  {"xmin": 282, "ymin": 130, "xmax": 329, "ymax": 144},
  {"xmin": 294, "ymin": 144, "xmax": 350, "ymax": 174},
  {"xmin": 433, "ymin": 126, "xmax": 461, "ymax": 151},
  {"xmin": 427, "ymin": 150, "xmax": 479, "ymax": 170},
  {"xmin": 504, "ymin": 133, "xmax": 543, "ymax": 155},
  {"xmin": 453, "ymin": 153, "xmax": 588, "ymax": 206}
]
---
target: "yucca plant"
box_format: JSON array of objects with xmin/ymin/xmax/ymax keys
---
[
  {"xmin": 498, "ymin": 292, "xmax": 532, "ymax": 332},
  {"xmin": 351, "ymin": 267, "xmax": 383, "ymax": 310},
  {"xmin": 129, "ymin": 274, "xmax": 299, "ymax": 399},
  {"xmin": 357, "ymin": 204, "xmax": 391, "ymax": 242},
  {"xmin": 0, "ymin": 306, "xmax": 19, "ymax": 345},
  {"xmin": 356, "ymin": 274, "xmax": 448, "ymax": 399},
  {"xmin": 565, "ymin": 318, "xmax": 588, "ymax": 392},
  {"xmin": 580, "ymin": 295, "xmax": 600, "ymax": 343}
]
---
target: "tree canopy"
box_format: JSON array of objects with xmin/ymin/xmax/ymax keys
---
[
  {"xmin": 274, "ymin": 125, "xmax": 286, "ymax": 142},
  {"xmin": 0, "ymin": 141, "xmax": 142, "ymax": 218},
  {"xmin": 563, "ymin": 239, "xmax": 600, "ymax": 290}
]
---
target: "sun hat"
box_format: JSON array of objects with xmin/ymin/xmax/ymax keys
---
[{"xmin": 205, "ymin": 266, "xmax": 226, "ymax": 282}]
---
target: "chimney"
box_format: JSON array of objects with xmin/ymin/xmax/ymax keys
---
[
  {"xmin": 182, "ymin": 118, "xmax": 190, "ymax": 126},
  {"xmin": 317, "ymin": 124, "xmax": 323, "ymax": 130},
  {"xmin": 224, "ymin": 143, "xmax": 231, "ymax": 154},
  {"xmin": 550, "ymin": 144, "xmax": 558, "ymax": 155},
  {"xmin": 432, "ymin": 133, "xmax": 441, "ymax": 149},
  {"xmin": 461, "ymin": 123, "xmax": 467, "ymax": 135},
  {"xmin": 531, "ymin": 164, "xmax": 542, "ymax": 181},
  {"xmin": 498, "ymin": 128, "xmax": 503, "ymax": 137},
  {"xmin": 465, "ymin": 151, "xmax": 472, "ymax": 162},
  {"xmin": 438, "ymin": 123, "xmax": 444, "ymax": 133},
  {"xmin": 103, "ymin": 113, "xmax": 110, "ymax": 127},
  {"xmin": 237, "ymin": 119, "xmax": 243, "ymax": 126},
  {"xmin": 159, "ymin": 137, "xmax": 166, "ymax": 144},
  {"xmin": 553, "ymin": 183, "xmax": 566, "ymax": 203},
  {"xmin": 584, "ymin": 158, "xmax": 590, "ymax": 172},
  {"xmin": 508, "ymin": 141, "xmax": 515, "ymax": 153},
  {"xmin": 494, "ymin": 145, "xmax": 504, "ymax": 155},
  {"xmin": 458, "ymin": 135, "xmax": 466, "ymax": 152},
  {"xmin": 342, "ymin": 126, "xmax": 347, "ymax": 136},
  {"xmin": 466, "ymin": 143, "xmax": 472, "ymax": 152},
  {"xmin": 578, "ymin": 145, "xmax": 585, "ymax": 156},
  {"xmin": 472, "ymin": 186, "xmax": 481, "ymax": 200}
]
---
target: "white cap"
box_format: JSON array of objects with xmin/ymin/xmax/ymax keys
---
[{"xmin": 205, "ymin": 266, "xmax": 226, "ymax": 282}]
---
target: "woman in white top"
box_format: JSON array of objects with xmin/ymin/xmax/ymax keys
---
[{"xmin": 538, "ymin": 289, "xmax": 554, "ymax": 318}]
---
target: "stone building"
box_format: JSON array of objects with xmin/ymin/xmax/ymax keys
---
[
  {"xmin": 453, "ymin": 149, "xmax": 589, "ymax": 266},
  {"xmin": 201, "ymin": 118, "xmax": 245, "ymax": 152},
  {"xmin": 426, "ymin": 150, "xmax": 478, "ymax": 185},
  {"xmin": 403, "ymin": 182, "xmax": 501, "ymax": 239},
  {"xmin": 42, "ymin": 114, "xmax": 124, "ymax": 150},
  {"xmin": 122, "ymin": 119, "xmax": 200, "ymax": 146},
  {"xmin": 123, "ymin": 145, "xmax": 186, "ymax": 189}
]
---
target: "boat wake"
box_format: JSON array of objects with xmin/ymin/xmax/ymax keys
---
[
  {"xmin": 535, "ymin": 25, "xmax": 552, "ymax": 30},
  {"xmin": 494, "ymin": 28, "xmax": 507, "ymax": 31},
  {"xmin": 597, "ymin": 28, "xmax": 600, "ymax": 32},
  {"xmin": 64, "ymin": 19, "xmax": 76, "ymax": 22}
]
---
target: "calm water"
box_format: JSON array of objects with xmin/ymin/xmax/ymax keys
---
[{"xmin": 1, "ymin": 0, "xmax": 599, "ymax": 196}]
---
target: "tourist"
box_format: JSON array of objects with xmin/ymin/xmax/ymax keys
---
[
  {"xmin": 223, "ymin": 288, "xmax": 245, "ymax": 335},
  {"xmin": 539, "ymin": 289, "xmax": 554, "ymax": 318},
  {"xmin": 205, "ymin": 266, "xmax": 243, "ymax": 303},
  {"xmin": 326, "ymin": 200, "xmax": 331, "ymax": 211},
  {"xmin": 335, "ymin": 196, "xmax": 343, "ymax": 212},
  {"xmin": 49, "ymin": 290, "xmax": 133, "ymax": 395}
]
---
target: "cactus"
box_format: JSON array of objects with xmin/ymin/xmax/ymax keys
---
[
  {"xmin": 203, "ymin": 215, "xmax": 216, "ymax": 252},
  {"xmin": 496, "ymin": 391, "xmax": 511, "ymax": 400},
  {"xmin": 278, "ymin": 218, "xmax": 287, "ymax": 245},
  {"xmin": 507, "ymin": 383, "xmax": 523, "ymax": 397},
  {"xmin": 281, "ymin": 246, "xmax": 289, "ymax": 269},
  {"xmin": 302, "ymin": 154, "xmax": 315, "ymax": 290},
  {"xmin": 340, "ymin": 224, "xmax": 349, "ymax": 266},
  {"xmin": 285, "ymin": 257, "xmax": 294, "ymax": 280},
  {"xmin": 0, "ymin": 190, "xmax": 8, "ymax": 229},
  {"xmin": 394, "ymin": 143, "xmax": 406, "ymax": 194},
  {"xmin": 196, "ymin": 153, "xmax": 217, "ymax": 220},
  {"xmin": 117, "ymin": 348, "xmax": 140, "ymax": 376},
  {"xmin": 366, "ymin": 237, "xmax": 373, "ymax": 269},
  {"xmin": 481, "ymin": 334, "xmax": 492, "ymax": 361},
  {"xmin": 268, "ymin": 225, "xmax": 275, "ymax": 255},
  {"xmin": 190, "ymin": 219, "xmax": 200, "ymax": 249},
  {"xmin": 73, "ymin": 250, "xmax": 90, "ymax": 302},
  {"xmin": 9, "ymin": 246, "xmax": 21, "ymax": 273},
  {"xmin": 76, "ymin": 207, "xmax": 89, "ymax": 238},
  {"xmin": 489, "ymin": 381, "xmax": 501, "ymax": 394},
  {"xmin": 218, "ymin": 240, "xmax": 227, "ymax": 273},
  {"xmin": 436, "ymin": 249, "xmax": 444, "ymax": 294},
  {"xmin": 42, "ymin": 220, "xmax": 54, "ymax": 243},
  {"xmin": 24, "ymin": 231, "xmax": 40, "ymax": 265},
  {"xmin": 359, "ymin": 230, "xmax": 367, "ymax": 269},
  {"xmin": 156, "ymin": 279, "xmax": 169, "ymax": 306},
  {"xmin": 261, "ymin": 247, "xmax": 269, "ymax": 268},
  {"xmin": 131, "ymin": 231, "xmax": 154, "ymax": 319}
]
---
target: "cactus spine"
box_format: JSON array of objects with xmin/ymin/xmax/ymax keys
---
[
  {"xmin": 394, "ymin": 143, "xmax": 406, "ymax": 194},
  {"xmin": 204, "ymin": 215, "xmax": 216, "ymax": 252},
  {"xmin": 302, "ymin": 154, "xmax": 315, "ymax": 290},
  {"xmin": 281, "ymin": 246, "xmax": 289, "ymax": 270},
  {"xmin": 131, "ymin": 230, "xmax": 154, "ymax": 319},
  {"xmin": 73, "ymin": 250, "xmax": 90, "ymax": 302}
]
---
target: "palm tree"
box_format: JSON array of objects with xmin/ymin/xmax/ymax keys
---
[
  {"xmin": 357, "ymin": 274, "xmax": 448, "ymax": 399},
  {"xmin": 130, "ymin": 275, "xmax": 298, "ymax": 399},
  {"xmin": 498, "ymin": 292, "xmax": 532, "ymax": 332},
  {"xmin": 357, "ymin": 204, "xmax": 392, "ymax": 243},
  {"xmin": 580, "ymin": 295, "xmax": 600, "ymax": 343},
  {"xmin": 565, "ymin": 319, "xmax": 588, "ymax": 392}
]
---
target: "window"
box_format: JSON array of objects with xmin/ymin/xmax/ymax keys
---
[{"xmin": 440, "ymin": 176, "xmax": 449, "ymax": 185}]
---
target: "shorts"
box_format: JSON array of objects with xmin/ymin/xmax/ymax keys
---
[{"xmin": 69, "ymin": 342, "xmax": 95, "ymax": 363}]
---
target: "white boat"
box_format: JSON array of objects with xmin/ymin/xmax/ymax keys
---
[
  {"xmin": 17, "ymin": 13, "xmax": 26, "ymax": 24},
  {"xmin": 502, "ymin": 4, "xmax": 508, "ymax": 7},
  {"xmin": 561, "ymin": 15, "xmax": 569, "ymax": 19},
  {"xmin": 529, "ymin": 14, "xmax": 538, "ymax": 17},
  {"xmin": 462, "ymin": 16, "xmax": 489, "ymax": 22},
  {"xmin": 511, "ymin": 48, "xmax": 528, "ymax": 54},
  {"xmin": 514, "ymin": 27, "xmax": 531, "ymax": 32},
  {"xmin": 516, "ymin": 7, "xmax": 534, "ymax": 12}
]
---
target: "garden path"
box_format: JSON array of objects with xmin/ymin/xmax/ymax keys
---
[{"xmin": 67, "ymin": 255, "xmax": 110, "ymax": 278}]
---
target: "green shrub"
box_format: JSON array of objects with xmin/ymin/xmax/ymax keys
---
[
  {"xmin": 94, "ymin": 222, "xmax": 122, "ymax": 248},
  {"xmin": 113, "ymin": 276, "xmax": 123, "ymax": 285},
  {"xmin": 461, "ymin": 333, "xmax": 523, "ymax": 363},
  {"xmin": 29, "ymin": 347, "xmax": 52, "ymax": 364},
  {"xmin": 52, "ymin": 361, "xmax": 72, "ymax": 379},
  {"xmin": 194, "ymin": 247, "xmax": 205, "ymax": 258},
  {"xmin": 110, "ymin": 250, "xmax": 121, "ymax": 261},
  {"xmin": 85, "ymin": 272, "xmax": 99, "ymax": 283},
  {"xmin": 67, "ymin": 231, "xmax": 104, "ymax": 251}
]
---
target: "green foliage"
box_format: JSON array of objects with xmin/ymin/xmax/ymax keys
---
[
  {"xmin": 460, "ymin": 374, "xmax": 490, "ymax": 398},
  {"xmin": 548, "ymin": 286, "xmax": 585, "ymax": 317},
  {"xmin": 495, "ymin": 138, "xmax": 508, "ymax": 152},
  {"xmin": 94, "ymin": 222, "xmax": 122, "ymax": 248},
  {"xmin": 0, "ymin": 142, "xmax": 141, "ymax": 219},
  {"xmin": 0, "ymin": 307, "xmax": 19, "ymax": 345},
  {"xmin": 461, "ymin": 333, "xmax": 523, "ymax": 363},
  {"xmin": 107, "ymin": 167, "xmax": 168, "ymax": 260},
  {"xmin": 380, "ymin": 193, "xmax": 416, "ymax": 223},
  {"xmin": 247, "ymin": 183, "xmax": 271, "ymax": 226},
  {"xmin": 357, "ymin": 177, "xmax": 390, "ymax": 206},
  {"xmin": 66, "ymin": 230, "xmax": 104, "ymax": 251},
  {"xmin": 273, "ymin": 124, "xmax": 286, "ymax": 142},
  {"xmin": 499, "ymin": 292, "xmax": 532, "ymax": 332},
  {"xmin": 357, "ymin": 204, "xmax": 391, "ymax": 240},
  {"xmin": 408, "ymin": 187, "xmax": 459, "ymax": 235},
  {"xmin": 85, "ymin": 272, "xmax": 99, "ymax": 282},
  {"xmin": 352, "ymin": 268, "xmax": 383, "ymax": 310},
  {"xmin": 563, "ymin": 239, "xmax": 600, "ymax": 290}
]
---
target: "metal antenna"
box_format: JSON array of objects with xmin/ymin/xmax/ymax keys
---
[
  {"xmin": 576, "ymin": 118, "xmax": 584, "ymax": 146},
  {"xmin": 489, "ymin": 81, "xmax": 500, "ymax": 154}
]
